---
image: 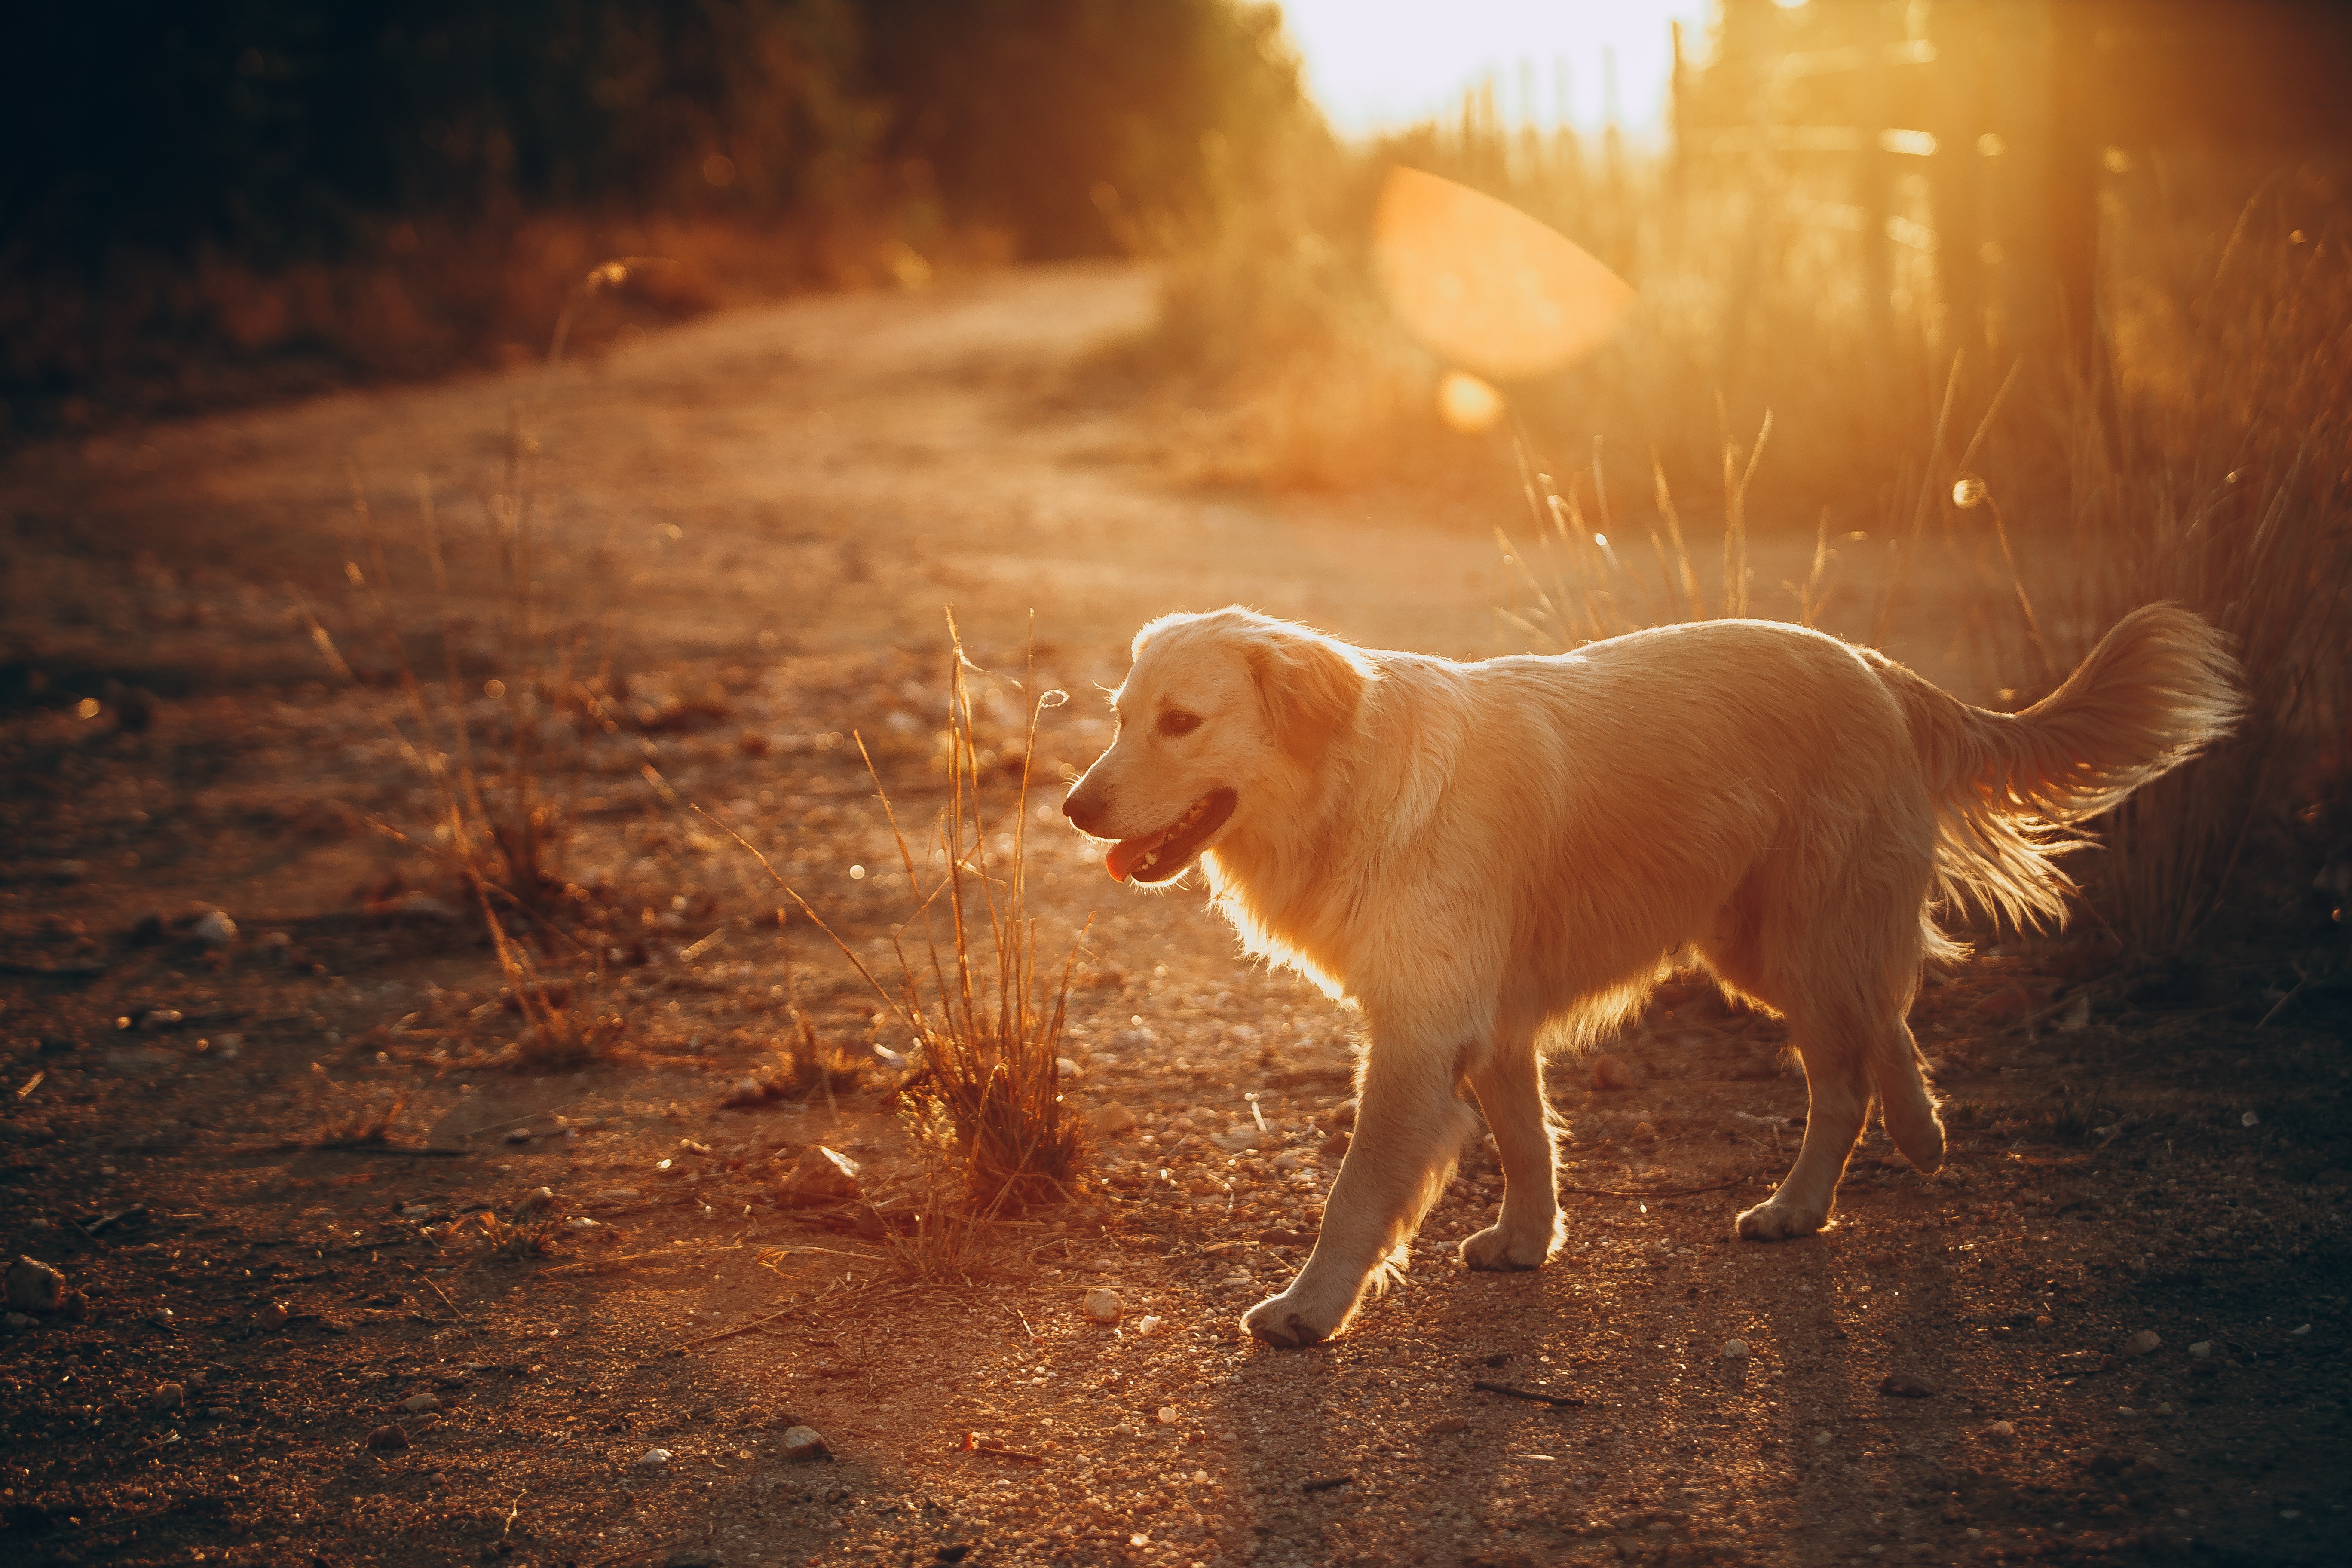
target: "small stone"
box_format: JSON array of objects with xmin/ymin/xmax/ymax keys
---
[
  {"xmin": 1592, "ymin": 1054, "xmax": 1637, "ymax": 1091},
  {"xmin": 1135, "ymin": 1315, "xmax": 1163, "ymax": 1337},
  {"xmin": 1862, "ymin": 1248, "xmax": 1897, "ymax": 1268},
  {"xmin": 1080, "ymin": 1288, "xmax": 1123, "ymax": 1325},
  {"xmin": 781, "ymin": 1425, "xmax": 829, "ymax": 1462},
  {"xmin": 258, "ymin": 1301, "xmax": 289, "ymax": 1330},
  {"xmin": 2240, "ymin": 1110, "xmax": 2260, "ymax": 1127},
  {"xmin": 1877, "ymin": 1374, "xmax": 1935, "ymax": 1399},
  {"xmin": 662, "ymin": 1550, "xmax": 720, "ymax": 1568},
  {"xmin": 2291, "ymin": 1323, "xmax": 2312, "ymax": 1337},
  {"xmin": 1157, "ymin": 1405, "xmax": 1179, "ymax": 1424},
  {"xmin": 1631, "ymin": 1121, "xmax": 1657, "ymax": 1142},
  {"xmin": 3, "ymin": 1313, "xmax": 34, "ymax": 1329},
  {"xmin": 597, "ymin": 1188, "xmax": 641, "ymax": 1203},
  {"xmin": 1426, "ymin": 1415, "xmax": 1468, "ymax": 1436},
  {"xmin": 723, "ymin": 1077, "xmax": 770, "ymax": 1108},
  {"xmin": 1721, "ymin": 1340, "xmax": 1749, "ymax": 1360},
  {"xmin": 2121, "ymin": 1329, "xmax": 2162, "ymax": 1357},
  {"xmin": 1090, "ymin": 1102, "xmax": 1137, "ymax": 1135},
  {"xmin": 138, "ymin": 1008, "xmax": 184, "ymax": 1032},
  {"xmin": 6, "ymin": 1256, "xmax": 67, "ymax": 1313},
  {"xmin": 503, "ymin": 1127, "xmax": 533, "ymax": 1145},
  {"xmin": 1983, "ymin": 1421, "xmax": 2015, "ymax": 1442},
  {"xmin": 190, "ymin": 909, "xmax": 238, "ymax": 946},
  {"xmin": 367, "ymin": 1424, "xmax": 410, "ymax": 1452},
  {"xmin": 515, "ymin": 1186, "xmax": 556, "ymax": 1213},
  {"xmin": 400, "ymin": 1393, "xmax": 442, "ymax": 1413},
  {"xmin": 635, "ymin": 1446, "xmax": 673, "ymax": 1469},
  {"xmin": 150, "ymin": 1381, "xmax": 185, "ymax": 1412},
  {"xmin": 1319, "ymin": 1129, "xmax": 1351, "ymax": 1159},
  {"xmin": 1056, "ymin": 1056, "xmax": 1084, "ymax": 1079},
  {"xmin": 780, "ymin": 1146, "xmax": 863, "ymax": 1204},
  {"xmin": 2034, "ymin": 1314, "xmax": 2053, "ymax": 1329},
  {"xmin": 2188, "ymin": 1341, "xmax": 2212, "ymax": 1358},
  {"xmin": 1211, "ymin": 1126, "xmax": 1263, "ymax": 1152}
]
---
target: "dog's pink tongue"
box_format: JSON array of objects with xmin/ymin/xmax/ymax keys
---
[{"xmin": 1105, "ymin": 835, "xmax": 1159, "ymax": 883}]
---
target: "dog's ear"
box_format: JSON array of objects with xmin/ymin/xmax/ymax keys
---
[{"xmin": 1247, "ymin": 628, "xmax": 1370, "ymax": 761}]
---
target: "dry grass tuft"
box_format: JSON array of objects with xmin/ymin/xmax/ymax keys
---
[{"xmin": 719, "ymin": 615, "xmax": 1088, "ymax": 1230}]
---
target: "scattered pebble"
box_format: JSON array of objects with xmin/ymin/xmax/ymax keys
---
[
  {"xmin": 3, "ymin": 1313, "xmax": 34, "ymax": 1330},
  {"xmin": 2034, "ymin": 1314, "xmax": 2053, "ymax": 1329},
  {"xmin": 149, "ymin": 1382, "xmax": 185, "ymax": 1412},
  {"xmin": 661, "ymin": 1549, "xmax": 720, "ymax": 1568},
  {"xmin": 780, "ymin": 1146, "xmax": 863, "ymax": 1204},
  {"xmin": 400, "ymin": 1393, "xmax": 442, "ymax": 1414},
  {"xmin": 781, "ymin": 1425, "xmax": 829, "ymax": 1462},
  {"xmin": 1721, "ymin": 1340, "xmax": 1749, "ymax": 1360},
  {"xmin": 1081, "ymin": 1288, "xmax": 1123, "ymax": 1325},
  {"xmin": 635, "ymin": 1447, "xmax": 673, "ymax": 1469},
  {"xmin": 1877, "ymin": 1374, "xmax": 1935, "ymax": 1399},
  {"xmin": 1863, "ymin": 1248, "xmax": 1896, "ymax": 1268},
  {"xmin": 190, "ymin": 909, "xmax": 238, "ymax": 946},
  {"xmin": 137, "ymin": 1009, "xmax": 183, "ymax": 1032},
  {"xmin": 257, "ymin": 1301, "xmax": 289, "ymax": 1330},
  {"xmin": 1135, "ymin": 1315, "xmax": 1163, "ymax": 1337},
  {"xmin": 1211, "ymin": 1125, "xmax": 1263, "ymax": 1152},
  {"xmin": 503, "ymin": 1127, "xmax": 533, "ymax": 1145},
  {"xmin": 1090, "ymin": 1102, "xmax": 1137, "ymax": 1135},
  {"xmin": 1631, "ymin": 1121, "xmax": 1657, "ymax": 1142},
  {"xmin": 1984, "ymin": 1421, "xmax": 2016, "ymax": 1442},
  {"xmin": 1156, "ymin": 1406, "xmax": 1178, "ymax": 1424},
  {"xmin": 1592, "ymin": 1054, "xmax": 1637, "ymax": 1091},
  {"xmin": 5, "ymin": 1256, "xmax": 66, "ymax": 1314},
  {"xmin": 597, "ymin": 1188, "xmax": 642, "ymax": 1203},
  {"xmin": 2291, "ymin": 1323, "xmax": 2312, "ymax": 1337},
  {"xmin": 1319, "ymin": 1130, "xmax": 1351, "ymax": 1159},
  {"xmin": 2188, "ymin": 1341, "xmax": 2212, "ymax": 1358},
  {"xmin": 723, "ymin": 1077, "xmax": 769, "ymax": 1108},
  {"xmin": 2241, "ymin": 1110, "xmax": 2260, "ymax": 1127},
  {"xmin": 516, "ymin": 1186, "xmax": 556, "ymax": 1213},
  {"xmin": 2121, "ymin": 1329, "xmax": 2162, "ymax": 1357},
  {"xmin": 367, "ymin": 1424, "xmax": 410, "ymax": 1452},
  {"xmin": 1426, "ymin": 1416, "xmax": 1469, "ymax": 1436}
]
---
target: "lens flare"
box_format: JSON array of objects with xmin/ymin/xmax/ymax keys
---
[
  {"xmin": 1437, "ymin": 369, "xmax": 1507, "ymax": 433},
  {"xmin": 1373, "ymin": 166, "xmax": 1636, "ymax": 382}
]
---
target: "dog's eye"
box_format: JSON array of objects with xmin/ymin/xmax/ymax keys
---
[{"xmin": 1158, "ymin": 710, "xmax": 1203, "ymax": 738}]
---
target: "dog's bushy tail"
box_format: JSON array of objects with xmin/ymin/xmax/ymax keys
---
[{"xmin": 1865, "ymin": 604, "xmax": 2244, "ymax": 934}]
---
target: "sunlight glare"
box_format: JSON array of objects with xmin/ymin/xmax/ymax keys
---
[{"xmin": 1374, "ymin": 167, "xmax": 1637, "ymax": 380}]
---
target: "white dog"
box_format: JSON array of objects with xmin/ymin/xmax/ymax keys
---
[{"xmin": 1063, "ymin": 606, "xmax": 2239, "ymax": 1347}]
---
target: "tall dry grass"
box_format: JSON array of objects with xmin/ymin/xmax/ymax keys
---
[{"xmin": 724, "ymin": 616, "xmax": 1088, "ymax": 1223}]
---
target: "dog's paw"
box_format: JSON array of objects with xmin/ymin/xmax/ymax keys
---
[
  {"xmin": 1735, "ymin": 1197, "xmax": 1830, "ymax": 1241},
  {"xmin": 1459, "ymin": 1223, "xmax": 1556, "ymax": 1271},
  {"xmin": 1241, "ymin": 1291, "xmax": 1340, "ymax": 1348}
]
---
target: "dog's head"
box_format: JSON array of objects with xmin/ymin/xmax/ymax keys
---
[{"xmin": 1063, "ymin": 608, "xmax": 1373, "ymax": 884}]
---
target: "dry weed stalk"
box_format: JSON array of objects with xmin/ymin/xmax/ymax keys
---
[{"xmin": 712, "ymin": 616, "xmax": 1089, "ymax": 1235}]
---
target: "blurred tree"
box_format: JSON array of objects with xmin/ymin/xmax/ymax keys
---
[{"xmin": 3, "ymin": 0, "xmax": 1300, "ymax": 266}]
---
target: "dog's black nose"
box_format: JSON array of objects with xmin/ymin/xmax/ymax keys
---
[{"xmin": 1062, "ymin": 792, "xmax": 1102, "ymax": 833}]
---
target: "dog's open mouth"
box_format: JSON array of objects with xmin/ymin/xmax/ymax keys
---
[{"xmin": 1104, "ymin": 788, "xmax": 1237, "ymax": 884}]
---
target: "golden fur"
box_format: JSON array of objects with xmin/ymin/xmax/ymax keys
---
[{"xmin": 1063, "ymin": 605, "xmax": 2241, "ymax": 1347}]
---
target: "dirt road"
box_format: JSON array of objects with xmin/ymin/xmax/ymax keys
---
[{"xmin": 2, "ymin": 263, "xmax": 2346, "ymax": 1568}]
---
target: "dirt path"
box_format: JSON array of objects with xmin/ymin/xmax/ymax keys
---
[{"xmin": 3, "ymin": 264, "xmax": 2348, "ymax": 1568}]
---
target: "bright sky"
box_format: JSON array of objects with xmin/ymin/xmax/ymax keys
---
[{"xmin": 1277, "ymin": 0, "xmax": 1712, "ymax": 138}]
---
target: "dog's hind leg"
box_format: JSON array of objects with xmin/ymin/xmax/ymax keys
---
[
  {"xmin": 1873, "ymin": 1014, "xmax": 1945, "ymax": 1174},
  {"xmin": 1736, "ymin": 1002, "xmax": 1875, "ymax": 1241},
  {"xmin": 1243, "ymin": 1041, "xmax": 1476, "ymax": 1347},
  {"xmin": 1461, "ymin": 1026, "xmax": 1563, "ymax": 1271}
]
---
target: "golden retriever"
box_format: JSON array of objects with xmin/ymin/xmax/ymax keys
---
[{"xmin": 1062, "ymin": 606, "xmax": 2240, "ymax": 1347}]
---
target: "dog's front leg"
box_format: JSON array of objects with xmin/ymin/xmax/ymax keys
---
[
  {"xmin": 1243, "ymin": 1040, "xmax": 1476, "ymax": 1347},
  {"xmin": 1460, "ymin": 1032, "xmax": 1563, "ymax": 1270}
]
